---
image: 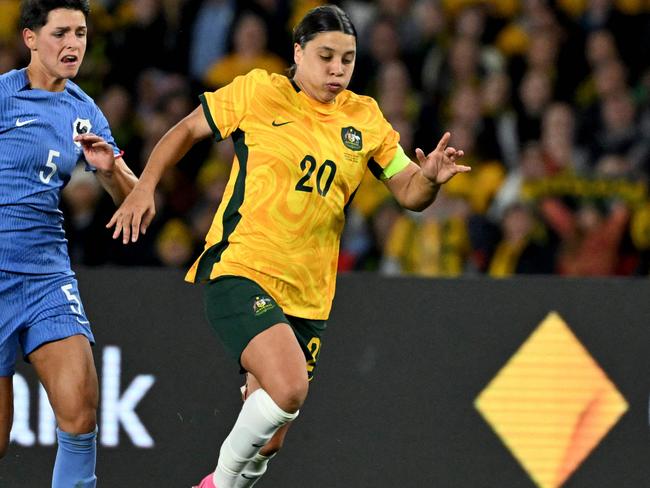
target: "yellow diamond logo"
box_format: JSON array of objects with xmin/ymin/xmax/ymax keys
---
[{"xmin": 475, "ymin": 312, "xmax": 628, "ymax": 488}]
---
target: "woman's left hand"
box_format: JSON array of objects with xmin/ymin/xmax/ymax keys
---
[{"xmin": 416, "ymin": 131, "xmax": 470, "ymax": 185}]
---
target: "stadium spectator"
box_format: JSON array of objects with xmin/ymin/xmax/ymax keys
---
[
  {"xmin": 480, "ymin": 70, "xmax": 518, "ymax": 168},
  {"xmin": 489, "ymin": 141, "xmax": 548, "ymax": 221},
  {"xmin": 349, "ymin": 14, "xmax": 403, "ymax": 95},
  {"xmin": 203, "ymin": 11, "xmax": 287, "ymax": 89},
  {"xmin": 181, "ymin": 0, "xmax": 236, "ymax": 82},
  {"xmin": 540, "ymin": 101, "xmax": 588, "ymax": 174},
  {"xmin": 104, "ymin": 0, "xmax": 176, "ymax": 89},
  {"xmin": 590, "ymin": 91, "xmax": 648, "ymax": 170},
  {"xmin": 488, "ymin": 202, "xmax": 555, "ymax": 276},
  {"xmin": 376, "ymin": 59, "xmax": 420, "ymax": 125},
  {"xmin": 381, "ymin": 192, "xmax": 472, "ymax": 276},
  {"xmin": 515, "ymin": 68, "xmax": 553, "ymax": 144},
  {"xmin": 154, "ymin": 217, "xmax": 195, "ymax": 267},
  {"xmin": 540, "ymin": 197, "xmax": 630, "ymax": 276}
]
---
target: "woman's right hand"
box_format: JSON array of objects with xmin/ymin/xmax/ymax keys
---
[{"xmin": 106, "ymin": 186, "xmax": 156, "ymax": 244}]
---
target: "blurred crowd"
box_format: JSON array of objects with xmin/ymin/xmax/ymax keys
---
[{"xmin": 1, "ymin": 0, "xmax": 649, "ymax": 276}]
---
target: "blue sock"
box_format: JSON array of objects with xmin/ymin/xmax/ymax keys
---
[{"xmin": 52, "ymin": 427, "xmax": 98, "ymax": 488}]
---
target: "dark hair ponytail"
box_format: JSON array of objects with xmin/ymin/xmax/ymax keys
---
[{"xmin": 288, "ymin": 4, "xmax": 357, "ymax": 78}]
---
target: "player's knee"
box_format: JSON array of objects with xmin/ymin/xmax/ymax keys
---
[
  {"xmin": 55, "ymin": 399, "xmax": 97, "ymax": 435},
  {"xmin": 57, "ymin": 414, "xmax": 97, "ymax": 435},
  {"xmin": 274, "ymin": 377, "xmax": 308, "ymax": 413}
]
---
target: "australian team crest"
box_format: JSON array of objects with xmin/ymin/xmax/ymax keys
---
[
  {"xmin": 253, "ymin": 296, "xmax": 275, "ymax": 316},
  {"xmin": 341, "ymin": 126, "xmax": 362, "ymax": 151},
  {"xmin": 72, "ymin": 117, "xmax": 92, "ymax": 147}
]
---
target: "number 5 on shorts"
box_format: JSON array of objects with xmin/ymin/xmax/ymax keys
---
[{"xmin": 61, "ymin": 283, "xmax": 89, "ymax": 324}]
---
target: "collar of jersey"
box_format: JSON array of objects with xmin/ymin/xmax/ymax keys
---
[{"xmin": 18, "ymin": 68, "xmax": 31, "ymax": 91}]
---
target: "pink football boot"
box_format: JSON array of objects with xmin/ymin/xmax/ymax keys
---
[{"xmin": 192, "ymin": 473, "xmax": 216, "ymax": 488}]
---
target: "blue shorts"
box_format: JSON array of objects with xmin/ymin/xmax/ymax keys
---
[{"xmin": 0, "ymin": 270, "xmax": 94, "ymax": 376}]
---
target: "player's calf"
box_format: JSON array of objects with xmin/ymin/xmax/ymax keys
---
[
  {"xmin": 52, "ymin": 427, "xmax": 98, "ymax": 488},
  {"xmin": 258, "ymin": 423, "xmax": 290, "ymax": 457},
  {"xmin": 199, "ymin": 389, "xmax": 298, "ymax": 488}
]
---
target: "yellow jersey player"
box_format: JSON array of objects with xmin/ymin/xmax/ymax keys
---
[{"xmin": 108, "ymin": 5, "xmax": 469, "ymax": 488}]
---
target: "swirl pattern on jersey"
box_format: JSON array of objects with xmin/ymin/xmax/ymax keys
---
[{"xmin": 186, "ymin": 70, "xmax": 399, "ymax": 319}]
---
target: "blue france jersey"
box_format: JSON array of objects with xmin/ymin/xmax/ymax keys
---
[{"xmin": 0, "ymin": 69, "xmax": 120, "ymax": 273}]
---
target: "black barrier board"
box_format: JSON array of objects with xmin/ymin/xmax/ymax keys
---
[{"xmin": 1, "ymin": 270, "xmax": 649, "ymax": 487}]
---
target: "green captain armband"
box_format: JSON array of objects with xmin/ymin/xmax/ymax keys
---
[{"xmin": 381, "ymin": 144, "xmax": 411, "ymax": 180}]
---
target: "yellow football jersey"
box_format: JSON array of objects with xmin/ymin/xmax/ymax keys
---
[{"xmin": 186, "ymin": 69, "xmax": 400, "ymax": 319}]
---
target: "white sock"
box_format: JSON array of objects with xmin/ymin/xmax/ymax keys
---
[
  {"xmin": 213, "ymin": 389, "xmax": 297, "ymax": 488},
  {"xmin": 233, "ymin": 452, "xmax": 276, "ymax": 488}
]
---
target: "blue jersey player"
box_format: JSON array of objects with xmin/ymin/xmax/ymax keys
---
[{"xmin": 0, "ymin": 1, "xmax": 137, "ymax": 486}]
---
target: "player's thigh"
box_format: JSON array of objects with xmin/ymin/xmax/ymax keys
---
[
  {"xmin": 0, "ymin": 376, "xmax": 12, "ymax": 457},
  {"xmin": 240, "ymin": 317, "xmax": 326, "ymax": 397},
  {"xmin": 240, "ymin": 323, "xmax": 308, "ymax": 410},
  {"xmin": 29, "ymin": 335, "xmax": 98, "ymax": 425},
  {"xmin": 203, "ymin": 276, "xmax": 292, "ymax": 365},
  {"xmin": 22, "ymin": 272, "xmax": 97, "ymax": 412}
]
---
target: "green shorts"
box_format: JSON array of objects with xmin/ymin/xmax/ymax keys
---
[{"xmin": 203, "ymin": 276, "xmax": 326, "ymax": 380}]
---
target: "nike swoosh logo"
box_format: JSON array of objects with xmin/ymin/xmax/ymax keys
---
[
  {"xmin": 16, "ymin": 118, "xmax": 37, "ymax": 127},
  {"xmin": 251, "ymin": 442, "xmax": 265, "ymax": 447},
  {"xmin": 272, "ymin": 120, "xmax": 292, "ymax": 127},
  {"xmin": 241, "ymin": 474, "xmax": 257, "ymax": 480}
]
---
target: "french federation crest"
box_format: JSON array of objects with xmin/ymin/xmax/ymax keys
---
[
  {"xmin": 341, "ymin": 126, "xmax": 362, "ymax": 151},
  {"xmin": 73, "ymin": 118, "xmax": 92, "ymax": 147}
]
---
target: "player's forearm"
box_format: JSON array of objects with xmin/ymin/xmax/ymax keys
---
[
  {"xmin": 397, "ymin": 169, "xmax": 441, "ymax": 211},
  {"xmin": 137, "ymin": 122, "xmax": 198, "ymax": 194},
  {"xmin": 96, "ymin": 158, "xmax": 138, "ymax": 204}
]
